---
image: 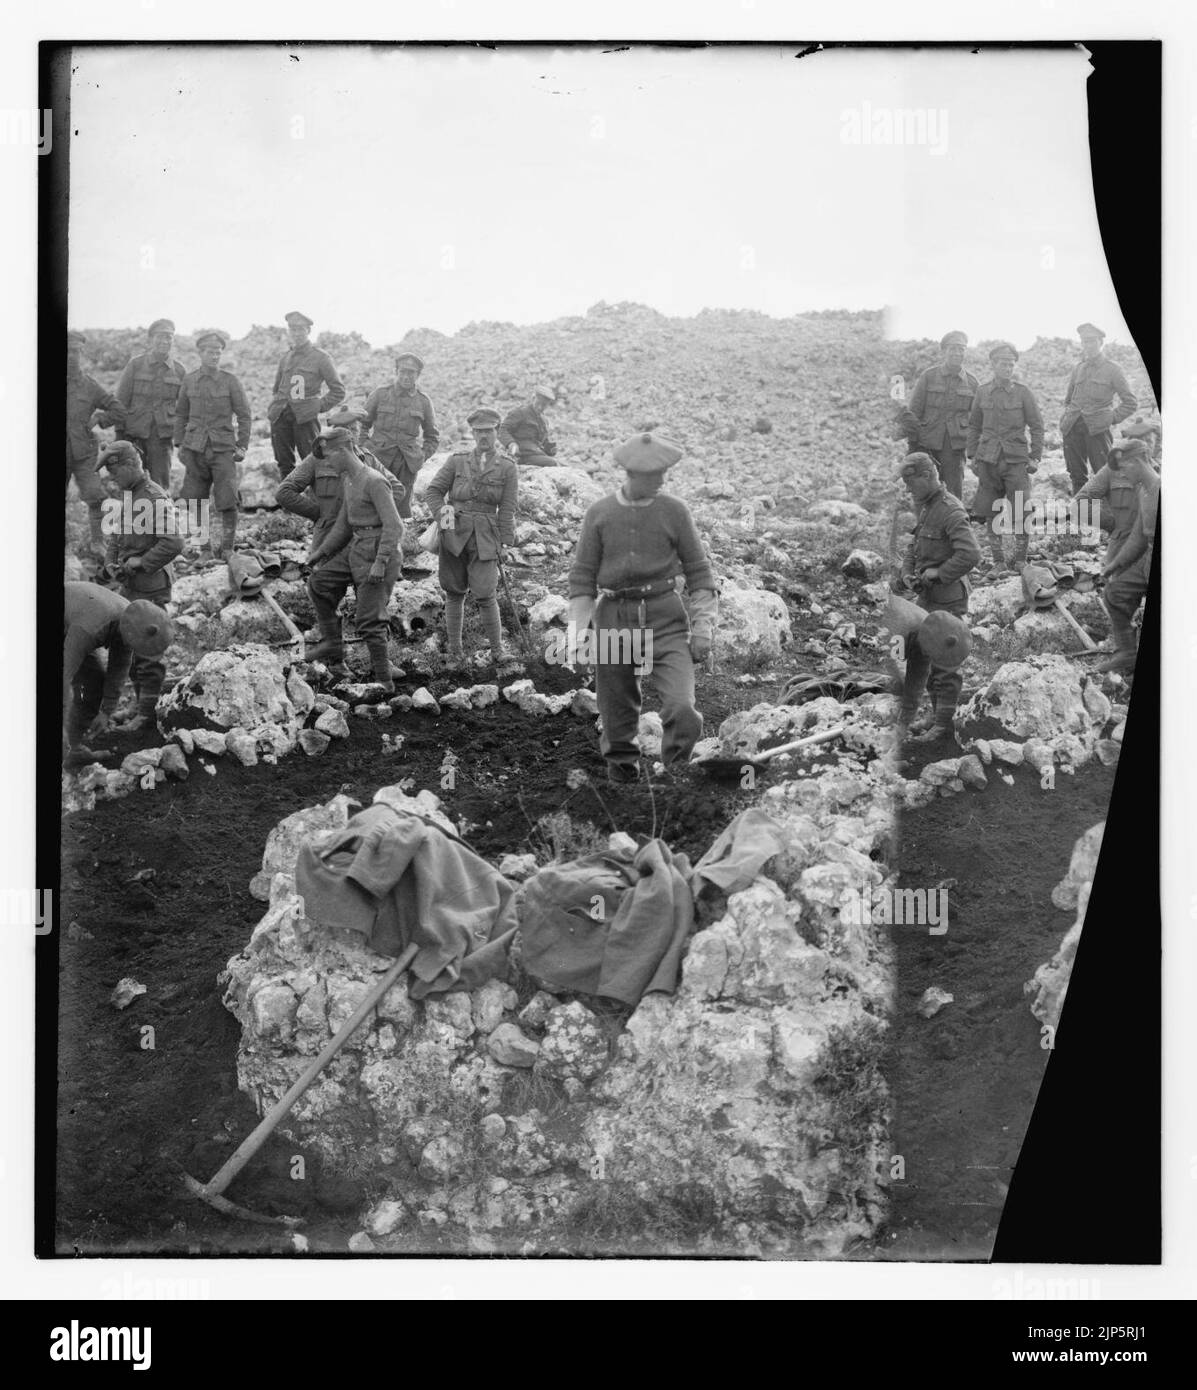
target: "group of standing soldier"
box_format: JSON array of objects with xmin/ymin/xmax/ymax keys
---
[{"xmin": 895, "ymin": 322, "xmax": 1158, "ymax": 741}]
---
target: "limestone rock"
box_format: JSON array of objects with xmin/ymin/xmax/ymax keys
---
[
  {"xmin": 191, "ymin": 729, "xmax": 227, "ymax": 755},
  {"xmin": 516, "ymin": 991, "xmax": 559, "ymax": 1031},
  {"xmin": 159, "ymin": 744, "xmax": 190, "ymax": 780},
  {"xmin": 1049, "ymin": 821, "xmax": 1105, "ymax": 911},
  {"xmin": 497, "ymin": 853, "xmax": 538, "ymax": 881},
  {"xmin": 535, "ymin": 1003, "xmax": 609, "ymax": 1082},
  {"xmin": 363, "ymin": 1198, "xmax": 406, "ymax": 1237},
  {"xmin": 917, "ymin": 986, "xmax": 953, "ymax": 1018},
  {"xmin": 956, "ymin": 754, "xmax": 988, "ymax": 790},
  {"xmin": 411, "ymin": 687, "xmax": 440, "ymax": 712},
  {"xmin": 472, "ymin": 979, "xmax": 519, "ymax": 1035},
  {"xmin": 299, "ymin": 729, "xmax": 332, "ymax": 757},
  {"xmin": 225, "ymin": 728, "xmax": 259, "ymax": 766},
  {"xmin": 315, "ymin": 707, "xmax": 350, "ymax": 739},
  {"xmin": 487, "ymin": 1023, "xmax": 540, "ymax": 1068},
  {"xmin": 840, "ymin": 549, "xmax": 885, "ymax": 581},
  {"xmin": 714, "ymin": 582, "xmax": 792, "ymax": 663},
  {"xmin": 158, "ymin": 644, "xmax": 296, "ymax": 735},
  {"xmin": 1027, "ymin": 824, "xmax": 1105, "ymax": 1032},
  {"xmin": 248, "ymin": 794, "xmax": 357, "ymax": 900},
  {"xmin": 955, "ymin": 656, "xmax": 1108, "ymax": 762}
]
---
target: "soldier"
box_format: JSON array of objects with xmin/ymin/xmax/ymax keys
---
[
  {"xmin": 499, "ymin": 385, "xmax": 558, "ymax": 467},
  {"xmin": 1060, "ymin": 323, "xmax": 1139, "ymax": 493},
  {"xmin": 966, "ymin": 342, "xmax": 1044, "ymax": 574},
  {"xmin": 173, "ymin": 331, "xmax": 251, "ymax": 560},
  {"xmin": 267, "ymin": 311, "xmax": 347, "ymax": 478},
  {"xmin": 307, "ymin": 427, "xmax": 405, "ymax": 693},
  {"xmin": 114, "ymin": 317, "xmax": 187, "ymax": 492},
  {"xmin": 66, "ymin": 330, "xmax": 127, "ymax": 561},
  {"xmin": 893, "ymin": 452, "xmax": 981, "ymax": 743},
  {"xmin": 568, "ymin": 431, "xmax": 718, "ymax": 784},
  {"xmin": 276, "ymin": 414, "xmax": 406, "ymax": 678},
  {"xmin": 362, "ymin": 353, "xmax": 440, "ymax": 519},
  {"xmin": 95, "ymin": 440, "xmax": 184, "ymax": 731},
  {"xmin": 63, "ymin": 581, "xmax": 172, "ymax": 769},
  {"xmin": 898, "ymin": 330, "xmax": 978, "ymax": 500},
  {"xmin": 425, "ymin": 408, "xmax": 519, "ymax": 668},
  {"xmin": 1077, "ymin": 438, "xmax": 1159, "ymax": 673}
]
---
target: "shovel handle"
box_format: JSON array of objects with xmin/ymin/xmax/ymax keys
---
[
  {"xmin": 754, "ymin": 724, "xmax": 847, "ymax": 762},
  {"xmin": 196, "ymin": 943, "xmax": 419, "ymax": 1201},
  {"xmin": 1053, "ymin": 598, "xmax": 1097, "ymax": 651}
]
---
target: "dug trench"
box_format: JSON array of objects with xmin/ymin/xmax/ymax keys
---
[{"xmin": 55, "ymin": 656, "xmax": 766, "ymax": 1255}]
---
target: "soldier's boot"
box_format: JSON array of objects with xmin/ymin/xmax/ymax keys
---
[
  {"xmin": 909, "ymin": 697, "xmax": 958, "ymax": 744},
  {"xmin": 82, "ymin": 506, "xmax": 108, "ymax": 564},
  {"xmin": 985, "ymin": 525, "xmax": 1009, "ymax": 575},
  {"xmin": 365, "ymin": 637, "xmax": 396, "ymax": 695},
  {"xmin": 1096, "ymin": 611, "xmax": 1138, "ymax": 673},
  {"xmin": 210, "ymin": 509, "xmax": 238, "ymax": 561},
  {"xmin": 306, "ymin": 620, "xmax": 347, "ymax": 676},
  {"xmin": 478, "ymin": 595, "xmax": 509, "ymax": 664}
]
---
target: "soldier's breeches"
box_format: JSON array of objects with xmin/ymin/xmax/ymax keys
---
[
  {"xmin": 972, "ymin": 455, "xmax": 1031, "ymax": 535},
  {"xmin": 307, "ymin": 552, "xmax": 355, "ymax": 626},
  {"xmin": 129, "ymin": 434, "xmax": 175, "ymax": 492},
  {"xmin": 180, "ymin": 446, "xmax": 240, "ymax": 513},
  {"xmin": 438, "ymin": 540, "xmax": 498, "ymax": 600},
  {"xmin": 348, "ymin": 537, "xmax": 399, "ymax": 641},
  {"xmin": 67, "ymin": 458, "xmax": 107, "ymax": 537},
  {"xmin": 67, "ymin": 654, "xmax": 107, "ymax": 743},
  {"xmin": 928, "ymin": 446, "xmax": 965, "ymax": 501},
  {"xmin": 271, "ymin": 412, "xmax": 319, "ymax": 479},
  {"xmin": 1104, "ymin": 569, "xmax": 1147, "ymax": 646},
  {"xmin": 1063, "ymin": 421, "xmax": 1111, "ymax": 493},
  {"xmin": 516, "ymin": 448, "xmax": 556, "ymax": 469},
  {"xmin": 594, "ymin": 593, "xmax": 702, "ymax": 767}
]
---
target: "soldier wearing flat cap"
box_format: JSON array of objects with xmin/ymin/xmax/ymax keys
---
[
  {"xmin": 1073, "ymin": 436, "xmax": 1159, "ymax": 673},
  {"xmin": 424, "ymin": 408, "xmax": 520, "ymax": 667},
  {"xmin": 966, "ymin": 342, "xmax": 1044, "ymax": 573},
  {"xmin": 66, "ymin": 330, "xmax": 127, "ymax": 562},
  {"xmin": 306, "ymin": 427, "xmax": 406, "ymax": 692},
  {"xmin": 172, "ymin": 331, "xmax": 252, "ymax": 559},
  {"xmin": 95, "ymin": 440, "xmax": 184, "ymax": 730},
  {"xmin": 891, "ymin": 452, "xmax": 981, "ymax": 742},
  {"xmin": 267, "ymin": 312, "xmax": 347, "ymax": 479},
  {"xmin": 568, "ymin": 432, "xmax": 717, "ymax": 783},
  {"xmin": 500, "ymin": 385, "xmax": 559, "ymax": 468},
  {"xmin": 114, "ymin": 318, "xmax": 187, "ymax": 492},
  {"xmin": 362, "ymin": 353, "xmax": 440, "ymax": 519},
  {"xmin": 898, "ymin": 331, "xmax": 978, "ymax": 500},
  {"xmin": 1060, "ymin": 323, "xmax": 1139, "ymax": 493},
  {"xmin": 62, "ymin": 581, "xmax": 173, "ymax": 768},
  {"xmin": 275, "ymin": 410, "xmax": 406, "ymax": 678}
]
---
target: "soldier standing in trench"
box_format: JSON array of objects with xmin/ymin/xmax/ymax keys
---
[
  {"xmin": 898, "ymin": 330, "xmax": 978, "ymax": 501},
  {"xmin": 568, "ymin": 431, "xmax": 717, "ymax": 784},
  {"xmin": 425, "ymin": 407, "xmax": 520, "ymax": 670},
  {"xmin": 276, "ymin": 417, "xmax": 406, "ymax": 679},
  {"xmin": 362, "ymin": 353, "xmax": 440, "ymax": 519},
  {"xmin": 267, "ymin": 311, "xmax": 347, "ymax": 479},
  {"xmin": 66, "ymin": 330, "xmax": 127, "ymax": 563},
  {"xmin": 966, "ymin": 342, "xmax": 1044, "ymax": 575},
  {"xmin": 96, "ymin": 440, "xmax": 184, "ymax": 731},
  {"xmin": 1060, "ymin": 323, "xmax": 1138, "ymax": 493},
  {"xmin": 114, "ymin": 318, "xmax": 187, "ymax": 492},
  {"xmin": 1078, "ymin": 438, "xmax": 1159, "ymax": 674},
  {"xmin": 306, "ymin": 427, "xmax": 405, "ymax": 693},
  {"xmin": 893, "ymin": 452, "xmax": 981, "ymax": 743},
  {"xmin": 173, "ymin": 331, "xmax": 252, "ymax": 560}
]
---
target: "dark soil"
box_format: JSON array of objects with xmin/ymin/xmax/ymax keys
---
[
  {"xmin": 54, "ymin": 656, "xmax": 768, "ymax": 1256},
  {"xmin": 878, "ymin": 748, "xmax": 1115, "ymax": 1261}
]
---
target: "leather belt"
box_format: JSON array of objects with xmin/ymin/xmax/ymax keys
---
[{"xmin": 598, "ymin": 578, "xmax": 677, "ymax": 601}]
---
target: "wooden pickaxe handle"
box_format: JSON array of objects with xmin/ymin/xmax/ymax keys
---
[
  {"xmin": 259, "ymin": 587, "xmax": 306, "ymax": 659},
  {"xmin": 754, "ymin": 724, "xmax": 847, "ymax": 762},
  {"xmin": 192, "ymin": 942, "xmax": 419, "ymax": 1203},
  {"xmin": 1054, "ymin": 598, "xmax": 1097, "ymax": 651}
]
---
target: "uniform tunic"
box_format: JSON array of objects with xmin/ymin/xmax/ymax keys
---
[
  {"xmin": 899, "ymin": 364, "xmax": 979, "ymax": 500},
  {"xmin": 425, "ymin": 449, "xmax": 518, "ymax": 599},
  {"xmin": 173, "ymin": 365, "xmax": 252, "ymax": 512},
  {"xmin": 1060, "ymin": 353, "xmax": 1139, "ymax": 491},
  {"xmin": 499, "ymin": 402, "xmax": 556, "ymax": 466},
  {"xmin": 363, "ymin": 384, "xmax": 439, "ymax": 518},
  {"xmin": 66, "ymin": 368, "xmax": 125, "ymax": 507},
  {"xmin": 63, "ymin": 582, "xmax": 133, "ymax": 740},
  {"xmin": 311, "ymin": 469, "xmax": 404, "ymax": 641},
  {"xmin": 105, "ymin": 475, "xmax": 182, "ymax": 705},
  {"xmin": 967, "ymin": 377, "xmax": 1045, "ymax": 522},
  {"xmin": 115, "ymin": 352, "xmax": 187, "ymax": 490},
  {"xmin": 268, "ymin": 343, "xmax": 346, "ymax": 477}
]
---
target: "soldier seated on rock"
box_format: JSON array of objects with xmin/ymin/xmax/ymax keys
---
[{"xmin": 499, "ymin": 385, "xmax": 558, "ymax": 468}]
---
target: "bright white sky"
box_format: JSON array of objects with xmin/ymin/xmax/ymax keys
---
[{"xmin": 67, "ymin": 42, "xmax": 1135, "ymax": 348}]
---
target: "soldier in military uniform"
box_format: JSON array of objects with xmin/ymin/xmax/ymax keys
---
[
  {"xmin": 173, "ymin": 331, "xmax": 252, "ymax": 560},
  {"xmin": 307, "ymin": 427, "xmax": 406, "ymax": 693},
  {"xmin": 94, "ymin": 441, "xmax": 184, "ymax": 730},
  {"xmin": 114, "ymin": 317, "xmax": 187, "ymax": 492},
  {"xmin": 66, "ymin": 330, "xmax": 127, "ymax": 561},
  {"xmin": 966, "ymin": 342, "xmax": 1045, "ymax": 573},
  {"xmin": 499, "ymin": 385, "xmax": 558, "ymax": 467},
  {"xmin": 362, "ymin": 353, "xmax": 440, "ymax": 519},
  {"xmin": 893, "ymin": 453, "xmax": 981, "ymax": 743},
  {"xmin": 1060, "ymin": 323, "xmax": 1139, "ymax": 493},
  {"xmin": 276, "ymin": 413, "xmax": 406, "ymax": 678},
  {"xmin": 568, "ymin": 431, "xmax": 718, "ymax": 783},
  {"xmin": 898, "ymin": 330, "xmax": 978, "ymax": 500},
  {"xmin": 63, "ymin": 581, "xmax": 173, "ymax": 769},
  {"xmin": 425, "ymin": 407, "xmax": 519, "ymax": 667},
  {"xmin": 267, "ymin": 311, "xmax": 347, "ymax": 478},
  {"xmin": 1075, "ymin": 438, "xmax": 1159, "ymax": 673}
]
